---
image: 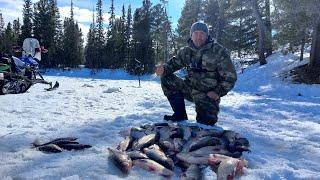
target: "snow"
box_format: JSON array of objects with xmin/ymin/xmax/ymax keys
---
[{"xmin": 1, "ymin": 52, "xmax": 320, "ymax": 179}]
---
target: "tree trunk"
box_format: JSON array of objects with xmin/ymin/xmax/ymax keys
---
[
  {"xmin": 310, "ymin": 17, "xmax": 320, "ymax": 67},
  {"xmin": 289, "ymin": 43, "xmax": 294, "ymax": 53},
  {"xmin": 300, "ymin": 32, "xmax": 306, "ymax": 61},
  {"xmin": 250, "ymin": 0, "xmax": 267, "ymax": 65},
  {"xmin": 265, "ymin": 0, "xmax": 273, "ymax": 57}
]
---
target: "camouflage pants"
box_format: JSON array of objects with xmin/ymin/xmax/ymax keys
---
[{"xmin": 161, "ymin": 74, "xmax": 220, "ymax": 125}]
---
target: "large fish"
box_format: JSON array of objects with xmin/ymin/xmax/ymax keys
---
[
  {"xmin": 145, "ymin": 126, "xmax": 156, "ymax": 135},
  {"xmin": 58, "ymin": 144, "xmax": 92, "ymax": 151},
  {"xmin": 117, "ymin": 136, "xmax": 133, "ymax": 151},
  {"xmin": 158, "ymin": 139, "xmax": 175, "ymax": 152},
  {"xmin": 120, "ymin": 127, "xmax": 146, "ymax": 140},
  {"xmin": 108, "ymin": 148, "xmax": 133, "ymax": 175},
  {"xmin": 176, "ymin": 152, "xmax": 213, "ymax": 165},
  {"xmin": 153, "ymin": 122, "xmax": 170, "ymax": 127},
  {"xmin": 140, "ymin": 124, "xmax": 153, "ymax": 129},
  {"xmin": 175, "ymin": 159, "xmax": 190, "ymax": 171},
  {"xmin": 37, "ymin": 144, "xmax": 63, "ymax": 153},
  {"xmin": 33, "ymin": 137, "xmax": 91, "ymax": 152},
  {"xmin": 127, "ymin": 150, "xmax": 149, "ymax": 160},
  {"xmin": 188, "ymin": 125, "xmax": 202, "ymax": 137},
  {"xmin": 196, "ymin": 129, "xmax": 224, "ymax": 138},
  {"xmin": 182, "ymin": 164, "xmax": 203, "ymax": 180},
  {"xmin": 33, "ymin": 137, "xmax": 78, "ymax": 147},
  {"xmin": 180, "ymin": 126, "xmax": 192, "ymax": 141},
  {"xmin": 130, "ymin": 127, "xmax": 147, "ymax": 140},
  {"xmin": 181, "ymin": 139, "xmax": 195, "ymax": 153},
  {"xmin": 173, "ymin": 138, "xmax": 185, "ymax": 152},
  {"xmin": 143, "ymin": 144, "xmax": 174, "ymax": 170},
  {"xmin": 170, "ymin": 127, "xmax": 184, "ymax": 139},
  {"xmin": 133, "ymin": 159, "xmax": 174, "ymax": 177},
  {"xmin": 188, "ymin": 136, "xmax": 221, "ymax": 152},
  {"xmin": 190, "ymin": 146, "xmax": 242, "ymax": 158},
  {"xmin": 132, "ymin": 133, "xmax": 159, "ymax": 150},
  {"xmin": 177, "ymin": 146, "xmax": 242, "ymax": 164},
  {"xmin": 222, "ymin": 131, "xmax": 250, "ymax": 153},
  {"xmin": 208, "ymin": 154, "xmax": 248, "ymax": 180},
  {"xmin": 232, "ymin": 138, "xmax": 250, "ymax": 152},
  {"xmin": 158, "ymin": 126, "xmax": 173, "ymax": 141}
]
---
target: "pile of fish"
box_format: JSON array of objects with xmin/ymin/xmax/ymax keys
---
[
  {"xmin": 32, "ymin": 137, "xmax": 92, "ymax": 153},
  {"xmin": 108, "ymin": 122, "xmax": 250, "ymax": 179}
]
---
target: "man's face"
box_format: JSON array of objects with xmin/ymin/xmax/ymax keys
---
[{"xmin": 191, "ymin": 31, "xmax": 207, "ymax": 48}]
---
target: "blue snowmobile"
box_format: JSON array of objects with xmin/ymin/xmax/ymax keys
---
[{"xmin": 0, "ymin": 38, "xmax": 59, "ymax": 95}]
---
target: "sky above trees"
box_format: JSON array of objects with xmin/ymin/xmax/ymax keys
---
[{"xmin": 0, "ymin": 0, "xmax": 185, "ymax": 38}]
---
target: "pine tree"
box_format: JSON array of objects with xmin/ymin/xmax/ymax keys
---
[
  {"xmin": 75, "ymin": 22, "xmax": 85, "ymax": 65},
  {"xmin": 264, "ymin": 0, "xmax": 272, "ymax": 57},
  {"xmin": 224, "ymin": 0, "xmax": 257, "ymax": 57},
  {"xmin": 0, "ymin": 12, "xmax": 6, "ymax": 52},
  {"xmin": 0, "ymin": 12, "xmax": 4, "ymax": 34},
  {"xmin": 20, "ymin": 0, "xmax": 33, "ymax": 45},
  {"xmin": 12, "ymin": 18, "xmax": 21, "ymax": 46},
  {"xmin": 202, "ymin": 0, "xmax": 219, "ymax": 38},
  {"xmin": 161, "ymin": 0, "xmax": 174, "ymax": 59},
  {"xmin": 176, "ymin": 0, "xmax": 202, "ymax": 48},
  {"xmin": 105, "ymin": 0, "xmax": 116, "ymax": 68},
  {"xmin": 49, "ymin": 0, "xmax": 64, "ymax": 67},
  {"xmin": 151, "ymin": 1, "xmax": 173, "ymax": 63},
  {"xmin": 151, "ymin": 4, "xmax": 162, "ymax": 63},
  {"xmin": 108, "ymin": 0, "xmax": 115, "ymax": 33},
  {"xmin": 33, "ymin": 0, "xmax": 63, "ymax": 68},
  {"xmin": 112, "ymin": 18, "xmax": 125, "ymax": 69},
  {"xmin": 33, "ymin": 0, "xmax": 50, "ymax": 45},
  {"xmin": 162, "ymin": 5, "xmax": 173, "ymax": 60},
  {"xmin": 85, "ymin": 11, "xmax": 96, "ymax": 69},
  {"xmin": 3, "ymin": 23, "xmax": 14, "ymax": 54},
  {"xmin": 128, "ymin": 10, "xmax": 141, "ymax": 74},
  {"xmin": 62, "ymin": 0, "xmax": 84, "ymax": 68},
  {"xmin": 33, "ymin": 0, "xmax": 52, "ymax": 66},
  {"xmin": 131, "ymin": 0, "xmax": 154, "ymax": 74},
  {"xmin": 273, "ymin": 0, "xmax": 314, "ymax": 62},
  {"xmin": 118, "ymin": 5, "xmax": 127, "ymax": 68},
  {"xmin": 95, "ymin": 0, "xmax": 105, "ymax": 68},
  {"xmin": 11, "ymin": 19, "xmax": 21, "ymax": 59},
  {"xmin": 273, "ymin": 0, "xmax": 320, "ymax": 70},
  {"xmin": 124, "ymin": 5, "xmax": 133, "ymax": 70}
]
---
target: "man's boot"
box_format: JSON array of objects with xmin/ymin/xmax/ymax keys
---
[
  {"xmin": 164, "ymin": 93, "xmax": 188, "ymax": 121},
  {"xmin": 196, "ymin": 113, "xmax": 217, "ymax": 126}
]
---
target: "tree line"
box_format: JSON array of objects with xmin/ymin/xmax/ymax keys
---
[
  {"xmin": 0, "ymin": 0, "xmax": 172, "ymax": 74},
  {"xmin": 176, "ymin": 0, "xmax": 320, "ymax": 67},
  {"xmin": 0, "ymin": 0, "xmax": 319, "ymax": 74}
]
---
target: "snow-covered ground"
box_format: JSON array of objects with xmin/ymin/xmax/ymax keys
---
[{"xmin": 0, "ymin": 53, "xmax": 319, "ymax": 179}]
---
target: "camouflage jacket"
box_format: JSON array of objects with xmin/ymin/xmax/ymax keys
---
[{"xmin": 163, "ymin": 39, "xmax": 237, "ymax": 97}]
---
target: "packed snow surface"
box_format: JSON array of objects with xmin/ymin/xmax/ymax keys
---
[{"xmin": 0, "ymin": 53, "xmax": 319, "ymax": 179}]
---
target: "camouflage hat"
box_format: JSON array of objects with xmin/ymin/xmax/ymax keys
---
[{"xmin": 190, "ymin": 22, "xmax": 209, "ymax": 37}]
